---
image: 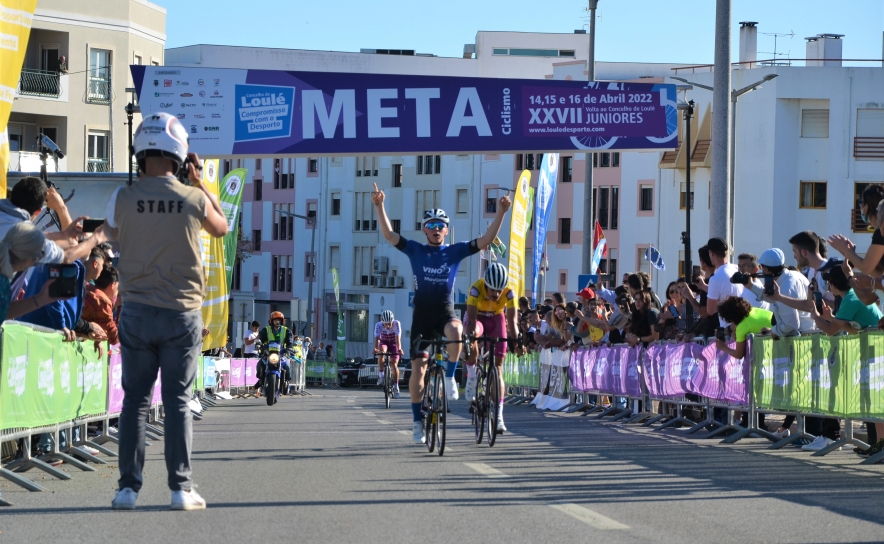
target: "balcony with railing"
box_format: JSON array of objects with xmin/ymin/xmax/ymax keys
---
[
  {"xmin": 87, "ymin": 158, "xmax": 111, "ymax": 173},
  {"xmin": 854, "ymin": 137, "xmax": 884, "ymax": 160},
  {"xmin": 18, "ymin": 69, "xmax": 61, "ymax": 98},
  {"xmin": 87, "ymin": 77, "xmax": 111, "ymax": 104},
  {"xmin": 852, "ymin": 208, "xmax": 873, "ymax": 233}
]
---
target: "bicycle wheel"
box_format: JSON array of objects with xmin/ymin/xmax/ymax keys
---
[
  {"xmin": 425, "ymin": 370, "xmax": 438, "ymax": 453},
  {"xmin": 383, "ymin": 357, "xmax": 391, "ymax": 409},
  {"xmin": 473, "ymin": 365, "xmax": 486, "ymax": 444},
  {"xmin": 437, "ymin": 365, "xmax": 448, "ymax": 456},
  {"xmin": 487, "ymin": 365, "xmax": 501, "ymax": 447}
]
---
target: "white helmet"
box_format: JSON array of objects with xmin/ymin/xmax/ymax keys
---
[
  {"xmin": 422, "ymin": 208, "xmax": 449, "ymax": 226},
  {"xmin": 133, "ymin": 111, "xmax": 189, "ymax": 175},
  {"xmin": 381, "ymin": 310, "xmax": 394, "ymax": 323},
  {"xmin": 484, "ymin": 262, "xmax": 509, "ymax": 291}
]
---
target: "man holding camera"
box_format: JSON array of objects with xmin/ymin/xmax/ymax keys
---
[
  {"xmin": 705, "ymin": 238, "xmax": 744, "ymax": 327},
  {"xmin": 735, "ymin": 248, "xmax": 813, "ymax": 338},
  {"xmin": 105, "ymin": 112, "xmax": 228, "ymax": 511}
]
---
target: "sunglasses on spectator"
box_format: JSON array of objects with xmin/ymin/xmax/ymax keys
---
[{"xmin": 424, "ymin": 221, "xmax": 447, "ymax": 231}]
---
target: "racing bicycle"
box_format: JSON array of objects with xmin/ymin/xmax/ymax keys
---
[
  {"xmin": 412, "ymin": 334, "xmax": 471, "ymax": 456},
  {"xmin": 376, "ymin": 351, "xmax": 395, "ymax": 409}
]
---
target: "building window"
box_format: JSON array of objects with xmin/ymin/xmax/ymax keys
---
[
  {"xmin": 331, "ymin": 193, "xmax": 341, "ymax": 216},
  {"xmin": 271, "ymin": 256, "xmax": 278, "ymax": 291},
  {"xmin": 425, "ymin": 155, "xmax": 433, "ymax": 174},
  {"xmin": 598, "ymin": 187, "xmax": 609, "ymax": 229},
  {"xmin": 611, "ymin": 187, "xmax": 619, "ymax": 230},
  {"xmin": 254, "ymin": 179, "xmax": 263, "ymax": 201},
  {"xmin": 637, "ymin": 247, "xmax": 651, "ymax": 275},
  {"xmin": 271, "ymin": 255, "xmax": 292, "ymax": 292},
  {"xmin": 593, "ymin": 153, "xmax": 598, "ymax": 168},
  {"xmin": 607, "ymin": 249, "xmax": 618, "ymax": 282},
  {"xmin": 515, "ymin": 154, "xmax": 523, "ymax": 171},
  {"xmin": 88, "ymin": 49, "xmax": 111, "ymax": 103},
  {"xmin": 680, "ymin": 183, "xmax": 695, "ymax": 210},
  {"xmin": 391, "ymin": 219, "xmax": 401, "ymax": 234},
  {"xmin": 801, "ymin": 109, "xmax": 829, "ymax": 138},
  {"xmin": 356, "ymin": 156, "xmax": 377, "ymax": 177},
  {"xmin": 329, "ymin": 245, "xmax": 341, "ymax": 270},
  {"xmin": 600, "ymin": 153, "xmax": 611, "ymax": 168},
  {"xmin": 354, "ymin": 192, "xmax": 376, "ymax": 232},
  {"xmin": 559, "ymin": 272, "xmax": 567, "ymax": 286},
  {"xmin": 272, "ymin": 159, "xmax": 281, "ymax": 188},
  {"xmin": 306, "ymin": 201, "xmax": 317, "ymax": 228},
  {"xmin": 86, "ymin": 131, "xmax": 110, "ymax": 172},
  {"xmin": 273, "ymin": 204, "xmax": 293, "ymax": 240},
  {"xmin": 640, "ymin": 185, "xmax": 654, "ymax": 212},
  {"xmin": 800, "ymin": 181, "xmax": 827, "ymax": 209},
  {"xmin": 562, "ymin": 156, "xmax": 572, "ymax": 182},
  {"xmin": 456, "ymin": 188, "xmax": 469, "ymax": 214},
  {"xmin": 253, "ymin": 273, "xmax": 259, "ymax": 289},
  {"xmin": 133, "ymin": 53, "xmax": 142, "ymax": 65},
  {"xmin": 612, "ymin": 152, "xmax": 620, "ymax": 167},
  {"xmin": 392, "ymin": 164, "xmax": 402, "ymax": 187},
  {"xmin": 354, "ymin": 246, "xmax": 374, "ymax": 286},
  {"xmin": 525, "ymin": 154, "xmax": 535, "ymax": 170},
  {"xmin": 416, "ymin": 155, "xmax": 441, "ymax": 175},
  {"xmin": 308, "ymin": 158, "xmax": 318, "ymax": 173},
  {"xmin": 559, "ymin": 218, "xmax": 571, "ymax": 244},
  {"xmin": 252, "ymin": 230, "xmax": 262, "ymax": 252},
  {"xmin": 256, "ymin": 158, "xmax": 262, "ymax": 171},
  {"xmin": 486, "ymin": 191, "xmax": 497, "ymax": 214}
]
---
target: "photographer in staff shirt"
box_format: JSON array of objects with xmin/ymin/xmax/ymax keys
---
[{"xmin": 106, "ymin": 112, "xmax": 228, "ymax": 512}]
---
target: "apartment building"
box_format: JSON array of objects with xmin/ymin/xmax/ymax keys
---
[{"xmin": 7, "ymin": 0, "xmax": 165, "ymax": 174}]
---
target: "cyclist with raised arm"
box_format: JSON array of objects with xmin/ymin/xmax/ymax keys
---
[
  {"xmin": 374, "ymin": 310, "xmax": 403, "ymax": 398},
  {"xmin": 464, "ymin": 262, "xmax": 518, "ymax": 433},
  {"xmin": 371, "ymin": 182, "xmax": 511, "ymax": 444}
]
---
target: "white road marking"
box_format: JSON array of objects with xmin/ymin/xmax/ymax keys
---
[
  {"xmin": 346, "ymin": 399, "xmax": 355, "ymax": 403},
  {"xmin": 464, "ymin": 463, "xmax": 509, "ymax": 478},
  {"xmin": 549, "ymin": 503, "xmax": 629, "ymax": 530},
  {"xmin": 398, "ymin": 430, "xmax": 411, "ymax": 436},
  {"xmin": 362, "ymin": 411, "xmax": 375, "ymax": 417},
  {"xmin": 377, "ymin": 420, "xmax": 392, "ymax": 425}
]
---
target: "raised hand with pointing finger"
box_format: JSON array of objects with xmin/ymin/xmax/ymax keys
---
[{"xmin": 371, "ymin": 182, "xmax": 385, "ymax": 207}]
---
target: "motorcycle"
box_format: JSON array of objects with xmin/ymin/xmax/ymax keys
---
[{"xmin": 260, "ymin": 341, "xmax": 292, "ymax": 406}]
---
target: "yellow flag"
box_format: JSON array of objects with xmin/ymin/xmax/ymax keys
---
[
  {"xmin": 0, "ymin": 1, "xmax": 39, "ymax": 194},
  {"xmin": 507, "ymin": 170, "xmax": 531, "ymax": 297},
  {"xmin": 200, "ymin": 159, "xmax": 228, "ymax": 350}
]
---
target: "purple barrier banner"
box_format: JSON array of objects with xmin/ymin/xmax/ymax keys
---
[
  {"xmin": 642, "ymin": 344, "xmax": 668, "ymax": 397},
  {"xmin": 641, "ymin": 342, "xmax": 748, "ymax": 405},
  {"xmin": 108, "ymin": 347, "xmax": 124, "ymax": 414},
  {"xmin": 698, "ymin": 343, "xmax": 748, "ymax": 404},
  {"xmin": 570, "ymin": 345, "xmax": 642, "ymax": 397},
  {"xmin": 229, "ymin": 358, "xmax": 246, "ymax": 387},
  {"xmin": 245, "ymin": 358, "xmax": 259, "ymax": 387},
  {"xmin": 131, "ymin": 65, "xmax": 678, "ymax": 157},
  {"xmin": 150, "ymin": 372, "xmax": 162, "ymax": 407}
]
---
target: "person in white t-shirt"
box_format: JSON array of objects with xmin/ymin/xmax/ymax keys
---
[
  {"xmin": 736, "ymin": 253, "xmax": 770, "ymax": 311},
  {"xmin": 243, "ymin": 321, "xmax": 260, "ymax": 357},
  {"xmin": 705, "ymin": 238, "xmax": 744, "ymax": 327}
]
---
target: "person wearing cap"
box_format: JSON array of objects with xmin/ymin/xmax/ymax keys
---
[{"xmin": 747, "ymin": 248, "xmax": 813, "ymax": 338}]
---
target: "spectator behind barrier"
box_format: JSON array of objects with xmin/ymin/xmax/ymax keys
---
[
  {"xmin": 811, "ymin": 261, "xmax": 882, "ymax": 335},
  {"xmin": 0, "ymin": 176, "xmax": 106, "ymax": 265},
  {"xmin": 82, "ymin": 266, "xmax": 119, "ymax": 345},
  {"xmin": 625, "ymin": 289, "xmax": 659, "ymax": 347},
  {"xmin": 827, "ymin": 184, "xmax": 884, "ymax": 276},
  {"xmin": 736, "ymin": 253, "xmax": 770, "ymax": 310},
  {"xmin": 715, "ymin": 296, "xmax": 773, "ymax": 360},
  {"xmin": 705, "ymin": 237, "xmax": 745, "ymax": 328},
  {"xmin": 747, "ymin": 248, "xmax": 814, "ymax": 338},
  {"xmin": 0, "ymin": 222, "xmax": 74, "ymax": 324},
  {"xmin": 18, "ymin": 246, "xmax": 109, "ymax": 351}
]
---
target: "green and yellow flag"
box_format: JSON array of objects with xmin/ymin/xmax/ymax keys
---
[
  {"xmin": 507, "ymin": 170, "xmax": 532, "ymax": 297},
  {"xmin": 200, "ymin": 159, "xmax": 227, "ymax": 350}
]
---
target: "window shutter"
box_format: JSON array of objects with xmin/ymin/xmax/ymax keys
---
[{"xmin": 801, "ymin": 109, "xmax": 829, "ymax": 138}]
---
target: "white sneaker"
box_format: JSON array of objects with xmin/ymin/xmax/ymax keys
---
[
  {"xmin": 376, "ymin": 374, "xmax": 384, "ymax": 386},
  {"xmin": 171, "ymin": 487, "xmax": 207, "ymax": 511},
  {"xmin": 496, "ymin": 420, "xmax": 507, "ymax": 434},
  {"xmin": 393, "ymin": 388, "xmax": 400, "ymax": 399},
  {"xmin": 111, "ymin": 487, "xmax": 138, "ymax": 510},
  {"xmin": 801, "ymin": 436, "xmax": 839, "ymax": 451},
  {"xmin": 465, "ymin": 375, "xmax": 477, "ymax": 402},
  {"xmin": 447, "ymin": 377, "xmax": 459, "ymax": 401},
  {"xmin": 412, "ymin": 421, "xmax": 425, "ymax": 444},
  {"xmin": 772, "ymin": 428, "xmax": 791, "ymax": 439},
  {"xmin": 77, "ymin": 445, "xmax": 100, "ymax": 456}
]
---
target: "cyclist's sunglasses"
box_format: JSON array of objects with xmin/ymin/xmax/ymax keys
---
[{"xmin": 424, "ymin": 221, "xmax": 447, "ymax": 231}]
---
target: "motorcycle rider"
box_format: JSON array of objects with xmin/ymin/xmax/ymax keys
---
[{"xmin": 254, "ymin": 311, "xmax": 294, "ymax": 392}]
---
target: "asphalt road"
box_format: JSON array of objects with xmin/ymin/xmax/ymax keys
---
[{"xmin": 2, "ymin": 388, "xmax": 884, "ymax": 544}]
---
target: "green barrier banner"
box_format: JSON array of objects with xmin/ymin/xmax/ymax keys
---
[
  {"xmin": 1, "ymin": 323, "xmax": 108, "ymax": 430},
  {"xmin": 305, "ymin": 363, "xmax": 324, "ymax": 378},
  {"xmin": 324, "ymin": 361, "xmax": 338, "ymax": 380},
  {"xmin": 502, "ymin": 351, "xmax": 540, "ymax": 388},
  {"xmin": 848, "ymin": 331, "xmax": 884, "ymax": 418},
  {"xmin": 195, "ymin": 356, "xmax": 205, "ymax": 393}
]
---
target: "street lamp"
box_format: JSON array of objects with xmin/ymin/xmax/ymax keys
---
[
  {"xmin": 677, "ymin": 90, "xmax": 695, "ymax": 330},
  {"xmin": 277, "ymin": 209, "xmax": 317, "ymax": 336},
  {"xmin": 124, "ymin": 87, "xmax": 140, "ymax": 186},
  {"xmin": 671, "ymin": 74, "xmax": 778, "ymax": 248}
]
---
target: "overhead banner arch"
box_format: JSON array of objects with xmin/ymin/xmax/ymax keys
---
[{"xmin": 131, "ymin": 65, "xmax": 678, "ymax": 157}]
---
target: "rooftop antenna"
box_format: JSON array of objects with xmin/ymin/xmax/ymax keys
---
[{"xmin": 760, "ymin": 30, "xmax": 794, "ymax": 65}]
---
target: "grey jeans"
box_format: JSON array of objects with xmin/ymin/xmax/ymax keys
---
[{"xmin": 117, "ymin": 301, "xmax": 202, "ymax": 492}]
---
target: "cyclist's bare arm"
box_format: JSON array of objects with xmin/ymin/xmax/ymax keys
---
[
  {"xmin": 466, "ymin": 305, "xmax": 479, "ymax": 362},
  {"xmin": 506, "ymin": 307, "xmax": 518, "ymax": 339},
  {"xmin": 476, "ymin": 194, "xmax": 512, "ymax": 248},
  {"xmin": 373, "ymin": 335, "xmax": 381, "ymax": 353},
  {"xmin": 372, "ymin": 182, "xmax": 400, "ymax": 246}
]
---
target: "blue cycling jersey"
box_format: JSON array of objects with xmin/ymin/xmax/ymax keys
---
[{"xmin": 394, "ymin": 237, "xmax": 480, "ymax": 306}]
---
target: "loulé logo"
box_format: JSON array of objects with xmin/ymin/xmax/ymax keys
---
[{"xmin": 234, "ymin": 84, "xmax": 295, "ymax": 142}]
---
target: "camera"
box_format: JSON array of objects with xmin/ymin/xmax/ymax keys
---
[
  {"xmin": 729, "ymin": 271, "xmax": 759, "ymax": 285},
  {"xmin": 715, "ymin": 327, "xmax": 727, "ymax": 342}
]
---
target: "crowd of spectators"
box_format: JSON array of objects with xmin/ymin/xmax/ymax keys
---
[
  {"xmin": 508, "ymin": 184, "xmax": 884, "ymax": 456},
  {"xmin": 0, "ymin": 176, "xmax": 118, "ymax": 462}
]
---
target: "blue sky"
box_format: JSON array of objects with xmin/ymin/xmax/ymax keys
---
[{"xmin": 165, "ymin": 0, "xmax": 883, "ymax": 65}]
